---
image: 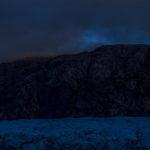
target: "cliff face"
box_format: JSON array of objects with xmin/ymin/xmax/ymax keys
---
[{"xmin": 0, "ymin": 45, "xmax": 150, "ymax": 119}]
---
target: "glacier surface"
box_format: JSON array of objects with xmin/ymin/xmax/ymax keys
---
[{"xmin": 0, "ymin": 117, "xmax": 150, "ymax": 150}]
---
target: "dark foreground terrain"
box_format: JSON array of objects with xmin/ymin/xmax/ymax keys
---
[
  {"xmin": 0, "ymin": 45, "xmax": 150, "ymax": 119},
  {"xmin": 0, "ymin": 117, "xmax": 149, "ymax": 150}
]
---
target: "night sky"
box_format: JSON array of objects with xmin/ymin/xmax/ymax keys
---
[{"xmin": 0, "ymin": 0, "xmax": 150, "ymax": 61}]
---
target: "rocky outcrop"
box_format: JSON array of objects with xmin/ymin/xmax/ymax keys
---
[{"xmin": 0, "ymin": 44, "xmax": 150, "ymax": 119}]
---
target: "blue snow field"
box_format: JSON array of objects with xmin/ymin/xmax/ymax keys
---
[{"xmin": 0, "ymin": 117, "xmax": 149, "ymax": 150}]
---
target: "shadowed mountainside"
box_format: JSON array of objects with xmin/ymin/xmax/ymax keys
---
[{"xmin": 0, "ymin": 44, "xmax": 150, "ymax": 119}]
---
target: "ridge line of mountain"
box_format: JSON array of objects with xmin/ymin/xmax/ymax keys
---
[{"xmin": 0, "ymin": 44, "xmax": 150, "ymax": 119}]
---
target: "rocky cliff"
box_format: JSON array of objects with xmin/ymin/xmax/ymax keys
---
[{"xmin": 0, "ymin": 44, "xmax": 150, "ymax": 119}]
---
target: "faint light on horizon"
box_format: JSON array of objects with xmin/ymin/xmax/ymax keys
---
[
  {"xmin": 79, "ymin": 31, "xmax": 112, "ymax": 49},
  {"xmin": 61, "ymin": 30, "xmax": 113, "ymax": 51}
]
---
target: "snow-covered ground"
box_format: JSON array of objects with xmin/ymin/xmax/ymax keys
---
[{"xmin": 0, "ymin": 117, "xmax": 149, "ymax": 150}]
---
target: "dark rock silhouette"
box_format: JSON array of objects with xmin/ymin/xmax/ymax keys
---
[{"xmin": 0, "ymin": 44, "xmax": 150, "ymax": 119}]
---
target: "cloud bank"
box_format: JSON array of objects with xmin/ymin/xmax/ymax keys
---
[{"xmin": 0, "ymin": 0, "xmax": 150, "ymax": 60}]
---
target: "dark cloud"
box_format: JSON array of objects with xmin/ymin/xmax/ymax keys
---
[{"xmin": 0, "ymin": 0, "xmax": 150, "ymax": 61}]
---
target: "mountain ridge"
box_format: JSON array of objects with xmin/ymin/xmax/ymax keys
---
[{"xmin": 0, "ymin": 44, "xmax": 150, "ymax": 119}]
